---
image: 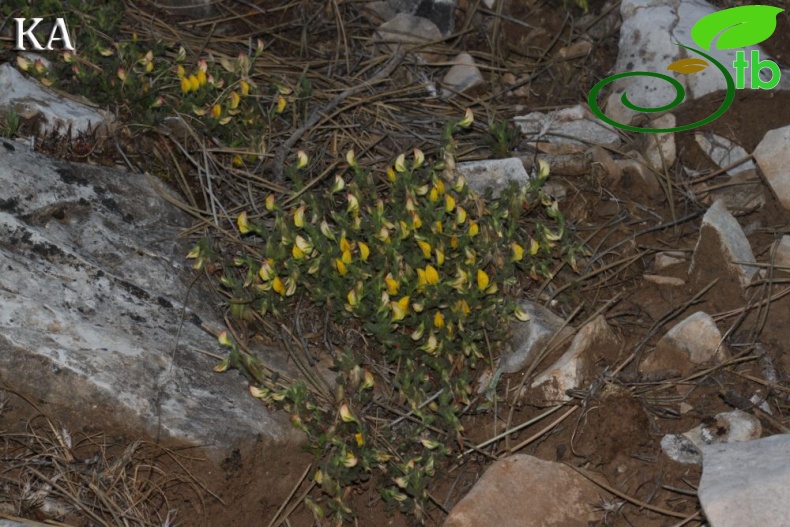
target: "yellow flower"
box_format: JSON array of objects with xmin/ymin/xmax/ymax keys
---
[
  {"xmin": 417, "ymin": 240, "xmax": 432, "ymax": 259},
  {"xmin": 425, "ymin": 264, "xmax": 439, "ymax": 285},
  {"xmin": 229, "ymin": 90, "xmax": 241, "ymax": 110},
  {"xmin": 320, "ymin": 220, "xmax": 335, "ymax": 240},
  {"xmin": 232, "ymin": 155, "xmax": 243, "ymax": 167},
  {"xmin": 296, "ymin": 150, "xmax": 308, "ymax": 169},
  {"xmin": 295, "ymin": 234, "xmax": 313, "ymax": 255},
  {"xmin": 265, "ymin": 194, "xmax": 276, "ymax": 211},
  {"xmin": 180, "ymin": 76, "xmax": 190, "ymax": 94},
  {"xmin": 435, "ymin": 180, "xmax": 445, "ymax": 195},
  {"xmin": 340, "ymin": 236, "xmax": 351, "ymax": 252},
  {"xmin": 529, "ymin": 237, "xmax": 540, "ymax": 255},
  {"xmin": 240, "ymin": 79, "xmax": 250, "ymax": 96},
  {"xmin": 341, "ymin": 249, "xmax": 353, "ymax": 265},
  {"xmin": 417, "ymin": 268, "xmax": 427, "ymax": 287},
  {"xmin": 538, "ymin": 159, "xmax": 550, "ymax": 179},
  {"xmin": 237, "ymin": 211, "xmax": 251, "ymax": 234},
  {"xmin": 450, "ymin": 235, "xmax": 458, "ymax": 249},
  {"xmin": 469, "ymin": 222, "xmax": 479, "ymax": 237},
  {"xmin": 450, "ymin": 267, "xmax": 468, "ymax": 290},
  {"xmin": 411, "ymin": 213, "xmax": 422, "ymax": 230},
  {"xmin": 197, "ymin": 69, "xmax": 207, "ymax": 86},
  {"xmin": 188, "ymin": 74, "xmax": 200, "ymax": 92},
  {"xmin": 358, "ymin": 242, "xmax": 370, "ymax": 261},
  {"xmin": 511, "ymin": 242, "xmax": 524, "ymax": 262},
  {"xmin": 339, "ymin": 403, "xmax": 357, "ymax": 423},
  {"xmin": 456, "ymin": 299, "xmax": 471, "ymax": 317},
  {"xmin": 362, "ymin": 370, "xmax": 374, "ymax": 390},
  {"xmin": 347, "ymin": 193, "xmax": 359, "ymax": 214},
  {"xmin": 385, "ymin": 274, "xmax": 399, "ymax": 295},
  {"xmin": 292, "ymin": 244, "xmax": 305, "ymax": 259},
  {"xmin": 433, "ymin": 220, "xmax": 443, "ymax": 234},
  {"xmin": 514, "ymin": 305, "xmax": 531, "ymax": 322},
  {"xmin": 413, "ymin": 148, "xmax": 424, "ymax": 169},
  {"xmin": 347, "ymin": 288, "xmax": 358, "ymax": 307},
  {"xmin": 458, "ymin": 107, "xmax": 474, "ymax": 128},
  {"xmin": 477, "ymin": 269, "xmax": 490, "ymax": 291},
  {"xmin": 453, "ymin": 174, "xmax": 466, "ymax": 192},
  {"xmin": 421, "ymin": 333, "xmax": 438, "ymax": 354},
  {"xmin": 394, "ymin": 153, "xmax": 406, "ymax": 172},
  {"xmin": 355, "ymin": 432, "xmax": 365, "ymax": 447},
  {"xmin": 377, "ymin": 226, "xmax": 390, "ymax": 244},
  {"xmin": 218, "ymin": 330, "xmax": 233, "ymax": 347},
  {"xmin": 345, "ymin": 149, "xmax": 357, "ymax": 168},
  {"xmin": 342, "ymin": 452, "xmax": 358, "ymax": 468},
  {"xmin": 429, "ymin": 186, "xmax": 439, "ymax": 202},
  {"xmin": 294, "ymin": 205, "xmax": 306, "ymax": 227},
  {"xmin": 445, "ymin": 194, "xmax": 456, "ymax": 212},
  {"xmin": 276, "ymin": 95, "xmax": 287, "ymax": 113},
  {"xmin": 391, "ymin": 296, "xmax": 410, "ymax": 321},
  {"xmin": 545, "ymin": 229, "xmax": 562, "ymax": 241},
  {"xmin": 272, "ymin": 276, "xmax": 286, "ymax": 296},
  {"xmin": 259, "ymin": 259, "xmax": 275, "ymax": 281},
  {"xmin": 434, "ymin": 311, "xmax": 445, "ymax": 328},
  {"xmin": 331, "ymin": 175, "xmax": 345, "ymax": 194},
  {"xmin": 211, "ymin": 104, "xmax": 222, "ymax": 118},
  {"xmin": 387, "ymin": 166, "xmax": 397, "ymax": 182},
  {"xmin": 336, "ymin": 258, "xmax": 348, "ymax": 276},
  {"xmin": 176, "ymin": 65, "xmax": 185, "ymax": 78},
  {"xmin": 411, "ymin": 322, "xmax": 425, "ymax": 340}
]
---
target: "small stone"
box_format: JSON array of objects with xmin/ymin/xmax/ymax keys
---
[
  {"xmin": 773, "ymin": 236, "xmax": 790, "ymax": 271},
  {"xmin": 643, "ymin": 274, "xmax": 685, "ymax": 286},
  {"xmin": 642, "ymin": 312, "xmax": 728, "ymax": 376},
  {"xmin": 442, "ymin": 52, "xmax": 485, "ymax": 97},
  {"xmin": 514, "ymin": 104, "xmax": 621, "ymax": 148},
  {"xmin": 457, "ymin": 158, "xmax": 532, "ymax": 198},
  {"xmin": 375, "ymin": 14, "xmax": 443, "ymax": 61},
  {"xmin": 531, "ymin": 316, "xmax": 621, "ymax": 402},
  {"xmin": 695, "ymin": 133, "xmax": 755, "ymax": 176},
  {"xmin": 642, "ymin": 113, "xmax": 677, "ymax": 168},
  {"xmin": 662, "ymin": 410, "xmax": 761, "ymax": 466},
  {"xmin": 754, "ymin": 125, "xmax": 790, "ymax": 210},
  {"xmin": 661, "ymin": 434, "xmax": 703, "ymax": 465},
  {"xmin": 443, "ymin": 455, "xmax": 605, "ymax": 526},
  {"xmin": 499, "ymin": 300, "xmax": 574, "ymax": 374},
  {"xmin": 689, "ymin": 200, "xmax": 759, "ymax": 289},
  {"xmin": 699, "ymin": 434, "xmax": 790, "ymax": 527},
  {"xmin": 654, "ymin": 251, "xmax": 686, "ymax": 270}
]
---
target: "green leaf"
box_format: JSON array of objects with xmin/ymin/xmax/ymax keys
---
[{"xmin": 691, "ymin": 5, "xmax": 784, "ymax": 51}]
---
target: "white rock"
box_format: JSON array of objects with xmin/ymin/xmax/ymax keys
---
[
  {"xmin": 753, "ymin": 125, "xmax": 790, "ymax": 210},
  {"xmin": 375, "ymin": 13, "xmax": 442, "ymax": 53},
  {"xmin": 695, "ymin": 133, "xmax": 754, "ymax": 176},
  {"xmin": 774, "ymin": 236, "xmax": 790, "ymax": 271},
  {"xmin": 0, "ymin": 143, "xmax": 299, "ymax": 459},
  {"xmin": 442, "ymin": 52, "xmax": 485, "ymax": 97},
  {"xmin": 0, "ymin": 64, "xmax": 113, "ymax": 138},
  {"xmin": 443, "ymin": 455, "xmax": 605, "ymax": 526},
  {"xmin": 699, "ymin": 434, "xmax": 790, "ymax": 527},
  {"xmin": 654, "ymin": 251, "xmax": 686, "ymax": 270},
  {"xmin": 499, "ymin": 300, "xmax": 574, "ymax": 374},
  {"xmin": 642, "ymin": 311, "xmax": 728, "ymax": 376},
  {"xmin": 662, "ymin": 410, "xmax": 761, "ymax": 465},
  {"xmin": 690, "ymin": 200, "xmax": 759, "ymax": 288},
  {"xmin": 531, "ymin": 316, "xmax": 620, "ymax": 402},
  {"xmin": 514, "ymin": 104, "xmax": 621, "ymax": 148},
  {"xmin": 642, "ymin": 113, "xmax": 676, "ymax": 168},
  {"xmin": 457, "ymin": 158, "xmax": 532, "ymax": 198},
  {"xmin": 605, "ymin": 0, "xmax": 790, "ymax": 127},
  {"xmin": 644, "ymin": 274, "xmax": 685, "ymax": 286}
]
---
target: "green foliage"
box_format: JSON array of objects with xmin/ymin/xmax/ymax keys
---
[
  {"xmin": 195, "ymin": 113, "xmax": 572, "ymax": 523},
  {"xmin": 0, "ymin": 108, "xmax": 21, "ymax": 138},
  {"xmin": 483, "ymin": 118, "xmax": 521, "ymax": 159}
]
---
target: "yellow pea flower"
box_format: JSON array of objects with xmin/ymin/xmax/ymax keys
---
[
  {"xmin": 211, "ymin": 104, "xmax": 222, "ymax": 118},
  {"xmin": 453, "ymin": 174, "xmax": 466, "ymax": 192},
  {"xmin": 347, "ymin": 288, "xmax": 358, "ymax": 307},
  {"xmin": 292, "ymin": 245, "xmax": 305, "ymax": 259},
  {"xmin": 259, "ymin": 259, "xmax": 275, "ymax": 281},
  {"xmin": 272, "ymin": 276, "xmax": 286, "ymax": 296},
  {"xmin": 394, "ymin": 153, "xmax": 406, "ymax": 173},
  {"xmin": 339, "ymin": 403, "xmax": 357, "ymax": 423},
  {"xmin": 293, "ymin": 205, "xmax": 306, "ymax": 227},
  {"xmin": 355, "ymin": 432, "xmax": 365, "ymax": 447},
  {"xmin": 450, "ymin": 235, "xmax": 458, "ymax": 249},
  {"xmin": 197, "ymin": 69, "xmax": 207, "ymax": 86},
  {"xmin": 417, "ymin": 240, "xmax": 432, "ymax": 259},
  {"xmin": 345, "ymin": 149, "xmax": 357, "ymax": 168},
  {"xmin": 429, "ymin": 187, "xmax": 439, "ymax": 202},
  {"xmin": 411, "ymin": 213, "xmax": 422, "ymax": 230},
  {"xmin": 240, "ymin": 79, "xmax": 250, "ymax": 96},
  {"xmin": 320, "ymin": 220, "xmax": 335, "ymax": 240},
  {"xmin": 434, "ymin": 220, "xmax": 443, "ymax": 234},
  {"xmin": 511, "ymin": 242, "xmax": 524, "ymax": 262},
  {"xmin": 387, "ymin": 166, "xmax": 397, "ymax": 182},
  {"xmin": 237, "ymin": 211, "xmax": 251, "ymax": 234},
  {"xmin": 180, "ymin": 76, "xmax": 190, "ymax": 94},
  {"xmin": 188, "ymin": 74, "xmax": 200, "ymax": 92},
  {"xmin": 435, "ymin": 249, "xmax": 445, "ymax": 266},
  {"xmin": 456, "ymin": 299, "xmax": 471, "ymax": 317},
  {"xmin": 434, "ymin": 311, "xmax": 445, "ymax": 328},
  {"xmin": 515, "ymin": 305, "xmax": 531, "ymax": 322},
  {"xmin": 377, "ymin": 226, "xmax": 390, "ymax": 244},
  {"xmin": 385, "ymin": 275, "xmax": 399, "ymax": 295},
  {"xmin": 458, "ymin": 107, "xmax": 474, "ymax": 128},
  {"xmin": 358, "ymin": 242, "xmax": 370, "ymax": 261},
  {"xmin": 295, "ymin": 235, "xmax": 313, "ymax": 255},
  {"xmin": 469, "ymin": 222, "xmax": 479, "ymax": 237},
  {"xmin": 347, "ymin": 194, "xmax": 359, "ymax": 214},
  {"xmin": 342, "ymin": 452, "xmax": 358, "ymax": 468},
  {"xmin": 265, "ymin": 194, "xmax": 276, "ymax": 211},
  {"xmin": 425, "ymin": 264, "xmax": 439, "ymax": 286},
  {"xmin": 296, "ymin": 150, "xmax": 308, "ymax": 169},
  {"xmin": 341, "ymin": 249, "xmax": 352, "ymax": 265},
  {"xmin": 340, "ymin": 236, "xmax": 351, "ymax": 252},
  {"xmin": 477, "ymin": 269, "xmax": 490, "ymax": 291},
  {"xmin": 421, "ymin": 333, "xmax": 438, "ymax": 354},
  {"xmin": 445, "ymin": 194, "xmax": 456, "ymax": 212},
  {"xmin": 391, "ymin": 296, "xmax": 410, "ymax": 321},
  {"xmin": 336, "ymin": 258, "xmax": 348, "ymax": 276},
  {"xmin": 229, "ymin": 90, "xmax": 241, "ymax": 110},
  {"xmin": 176, "ymin": 65, "xmax": 185, "ymax": 78},
  {"xmin": 276, "ymin": 95, "xmax": 287, "ymax": 113},
  {"xmin": 529, "ymin": 237, "xmax": 540, "ymax": 255},
  {"xmin": 413, "ymin": 148, "xmax": 424, "ymax": 169},
  {"xmin": 417, "ymin": 268, "xmax": 427, "ymax": 287}
]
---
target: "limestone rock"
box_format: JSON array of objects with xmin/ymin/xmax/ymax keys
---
[
  {"xmin": 442, "ymin": 52, "xmax": 485, "ymax": 97},
  {"xmin": 0, "ymin": 143, "xmax": 300, "ymax": 459},
  {"xmin": 375, "ymin": 13, "xmax": 443, "ymax": 61},
  {"xmin": 457, "ymin": 158, "xmax": 532, "ymax": 198},
  {"xmin": 0, "ymin": 64, "xmax": 114, "ymax": 138},
  {"xmin": 654, "ymin": 251, "xmax": 686, "ymax": 270},
  {"xmin": 696, "ymin": 133, "xmax": 754, "ymax": 176},
  {"xmin": 531, "ymin": 316, "xmax": 621, "ymax": 402},
  {"xmin": 662, "ymin": 410, "xmax": 762, "ymax": 465},
  {"xmin": 443, "ymin": 455, "xmax": 605, "ymax": 526},
  {"xmin": 642, "ymin": 113, "xmax": 676, "ymax": 168},
  {"xmin": 689, "ymin": 200, "xmax": 758, "ymax": 289},
  {"xmin": 699, "ymin": 434, "xmax": 790, "ymax": 527},
  {"xmin": 499, "ymin": 300, "xmax": 574, "ymax": 374},
  {"xmin": 774, "ymin": 236, "xmax": 790, "ymax": 271},
  {"xmin": 753, "ymin": 125, "xmax": 790, "ymax": 210},
  {"xmin": 514, "ymin": 104, "xmax": 621, "ymax": 149},
  {"xmin": 642, "ymin": 312, "xmax": 728, "ymax": 376}
]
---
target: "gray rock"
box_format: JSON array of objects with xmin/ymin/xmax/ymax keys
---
[
  {"xmin": 695, "ymin": 133, "xmax": 754, "ymax": 176},
  {"xmin": 642, "ymin": 113, "xmax": 676, "ymax": 168},
  {"xmin": 442, "ymin": 52, "xmax": 485, "ymax": 97},
  {"xmin": 0, "ymin": 143, "xmax": 300, "ymax": 460},
  {"xmin": 387, "ymin": 0, "xmax": 455, "ymax": 35},
  {"xmin": 605, "ymin": 0, "xmax": 790, "ymax": 127},
  {"xmin": 774, "ymin": 236, "xmax": 790, "ymax": 271},
  {"xmin": 642, "ymin": 311, "xmax": 728, "ymax": 376},
  {"xmin": 662, "ymin": 410, "xmax": 762, "ymax": 465},
  {"xmin": 531, "ymin": 316, "xmax": 621, "ymax": 402},
  {"xmin": 699, "ymin": 434, "xmax": 790, "ymax": 527},
  {"xmin": 514, "ymin": 104, "xmax": 621, "ymax": 148},
  {"xmin": 457, "ymin": 158, "xmax": 532, "ymax": 198},
  {"xmin": 499, "ymin": 300, "xmax": 574, "ymax": 374},
  {"xmin": 753, "ymin": 125, "xmax": 790, "ymax": 210},
  {"xmin": 374, "ymin": 13, "xmax": 444, "ymax": 61},
  {"xmin": 689, "ymin": 200, "xmax": 759, "ymax": 288},
  {"xmin": 443, "ymin": 455, "xmax": 605, "ymax": 526},
  {"xmin": 0, "ymin": 64, "xmax": 113, "ymax": 138}
]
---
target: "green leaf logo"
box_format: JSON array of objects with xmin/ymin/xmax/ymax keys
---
[{"xmin": 691, "ymin": 5, "xmax": 784, "ymax": 51}]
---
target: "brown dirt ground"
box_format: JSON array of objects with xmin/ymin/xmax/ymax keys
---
[{"xmin": 2, "ymin": 0, "xmax": 789, "ymax": 526}]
